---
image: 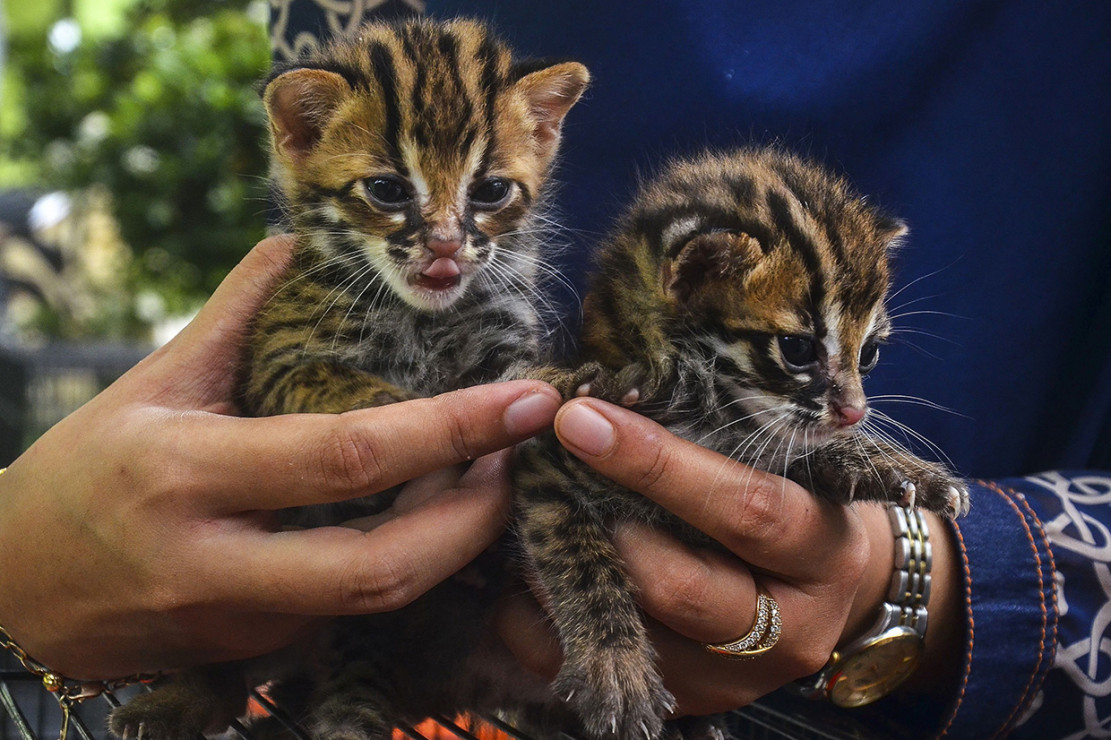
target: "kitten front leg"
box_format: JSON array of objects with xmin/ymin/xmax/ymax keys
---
[
  {"xmin": 790, "ymin": 435, "xmax": 969, "ymax": 518},
  {"xmin": 514, "ymin": 442, "xmax": 676, "ymax": 740},
  {"xmin": 246, "ymin": 361, "xmax": 415, "ymax": 415}
]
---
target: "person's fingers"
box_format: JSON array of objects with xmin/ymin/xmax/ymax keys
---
[
  {"xmin": 612, "ymin": 522, "xmax": 759, "ymax": 645},
  {"xmin": 207, "ymin": 449, "xmax": 515, "ymax": 615},
  {"xmin": 553, "ymin": 398, "xmax": 856, "ymax": 580},
  {"xmin": 612, "ymin": 522, "xmax": 837, "ymax": 713},
  {"xmin": 338, "ymin": 464, "xmax": 468, "ymax": 531},
  {"xmin": 174, "ymin": 381, "xmax": 559, "ymax": 512}
]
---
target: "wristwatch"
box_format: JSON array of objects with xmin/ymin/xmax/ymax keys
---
[{"xmin": 794, "ymin": 504, "xmax": 931, "ymax": 707}]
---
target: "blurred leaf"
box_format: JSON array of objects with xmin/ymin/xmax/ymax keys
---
[{"xmin": 2, "ymin": 0, "xmax": 270, "ymax": 339}]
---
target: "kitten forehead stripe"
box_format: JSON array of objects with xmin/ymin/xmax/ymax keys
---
[
  {"xmin": 368, "ymin": 41, "xmax": 405, "ymax": 171},
  {"xmin": 765, "ymin": 188, "xmax": 827, "ymax": 336},
  {"xmin": 477, "ymin": 33, "xmax": 503, "ymax": 170}
]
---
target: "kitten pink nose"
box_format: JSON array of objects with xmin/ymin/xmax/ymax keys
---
[
  {"xmin": 427, "ymin": 238, "xmax": 462, "ymax": 258},
  {"xmin": 835, "ymin": 404, "xmax": 867, "ymax": 428}
]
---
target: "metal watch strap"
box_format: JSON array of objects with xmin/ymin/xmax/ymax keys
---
[
  {"xmin": 792, "ymin": 504, "xmax": 932, "ymax": 702},
  {"xmin": 888, "ymin": 504, "xmax": 931, "ymax": 637}
]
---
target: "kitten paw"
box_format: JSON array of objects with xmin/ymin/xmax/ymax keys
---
[
  {"xmin": 109, "ymin": 695, "xmax": 208, "ymax": 740},
  {"xmin": 796, "ymin": 437, "xmax": 968, "ymax": 519},
  {"xmin": 906, "ymin": 471, "xmax": 969, "ymax": 519},
  {"xmin": 898, "ymin": 480, "xmax": 917, "ymax": 508},
  {"xmin": 553, "ymin": 652, "xmax": 675, "ymax": 740},
  {"xmin": 946, "ymin": 483, "xmax": 972, "ymax": 518}
]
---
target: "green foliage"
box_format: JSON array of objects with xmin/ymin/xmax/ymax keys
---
[{"xmin": 3, "ymin": 0, "xmax": 270, "ymax": 335}]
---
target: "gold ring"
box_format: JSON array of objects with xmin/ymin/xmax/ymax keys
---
[{"xmin": 702, "ymin": 586, "xmax": 782, "ymax": 660}]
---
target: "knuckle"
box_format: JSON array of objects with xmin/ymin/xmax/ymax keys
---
[
  {"xmin": 317, "ymin": 421, "xmax": 385, "ymax": 495},
  {"xmin": 436, "ymin": 399, "xmax": 480, "ymax": 463},
  {"xmin": 337, "ymin": 551, "xmax": 419, "ymax": 613},
  {"xmin": 643, "ymin": 559, "xmax": 717, "ymax": 620},
  {"xmin": 789, "ymin": 639, "xmax": 838, "ymax": 679},
  {"xmin": 631, "ymin": 441, "xmax": 674, "ymax": 494},
  {"xmin": 724, "ymin": 475, "xmax": 786, "ymax": 544}
]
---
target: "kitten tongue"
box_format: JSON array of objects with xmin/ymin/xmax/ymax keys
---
[{"xmin": 422, "ymin": 257, "xmax": 461, "ymax": 279}]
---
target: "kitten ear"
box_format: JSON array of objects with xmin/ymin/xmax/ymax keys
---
[
  {"xmin": 263, "ymin": 69, "xmax": 351, "ymax": 160},
  {"xmin": 879, "ymin": 217, "xmax": 909, "ymax": 251},
  {"xmin": 663, "ymin": 231, "xmax": 762, "ymax": 304},
  {"xmin": 512, "ymin": 61, "xmax": 590, "ymax": 153}
]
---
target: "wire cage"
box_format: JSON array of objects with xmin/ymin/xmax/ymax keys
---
[
  {"xmin": 0, "ymin": 655, "xmax": 533, "ymax": 740},
  {"xmin": 0, "ymin": 651, "xmax": 871, "ymax": 740},
  {"xmin": 0, "ymin": 341, "xmax": 150, "ymax": 465}
]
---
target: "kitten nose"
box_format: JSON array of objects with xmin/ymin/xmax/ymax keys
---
[
  {"xmin": 835, "ymin": 403, "xmax": 867, "ymax": 428},
  {"xmin": 427, "ymin": 238, "xmax": 462, "ymax": 258}
]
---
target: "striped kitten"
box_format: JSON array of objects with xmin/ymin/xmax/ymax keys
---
[
  {"xmin": 513, "ymin": 147, "xmax": 969, "ymax": 739},
  {"xmin": 109, "ymin": 18, "xmax": 588, "ymax": 740}
]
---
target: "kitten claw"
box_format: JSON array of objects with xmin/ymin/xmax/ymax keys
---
[
  {"xmin": 621, "ymin": 388, "xmax": 641, "ymax": 406},
  {"xmin": 575, "ymin": 383, "xmax": 592, "ymax": 397},
  {"xmin": 947, "ymin": 485, "xmax": 971, "ymax": 518},
  {"xmin": 899, "ymin": 480, "xmax": 917, "ymax": 508}
]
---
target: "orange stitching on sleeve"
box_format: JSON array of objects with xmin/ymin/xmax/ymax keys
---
[
  {"xmin": 1012, "ymin": 485, "xmax": 1059, "ymax": 681},
  {"xmin": 978, "ymin": 480, "xmax": 1053, "ymax": 740},
  {"xmin": 937, "ymin": 519, "xmax": 974, "ymax": 739}
]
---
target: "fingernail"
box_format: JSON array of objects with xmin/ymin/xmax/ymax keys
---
[
  {"xmin": 504, "ymin": 390, "xmax": 561, "ymax": 437},
  {"xmin": 557, "ymin": 402, "xmax": 615, "ymax": 457}
]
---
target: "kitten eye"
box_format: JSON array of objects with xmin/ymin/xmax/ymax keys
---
[
  {"xmin": 470, "ymin": 178, "xmax": 512, "ymax": 209},
  {"xmin": 364, "ymin": 177, "xmax": 411, "ymax": 208},
  {"xmin": 859, "ymin": 340, "xmax": 881, "ymax": 375},
  {"xmin": 777, "ymin": 335, "xmax": 819, "ymax": 372}
]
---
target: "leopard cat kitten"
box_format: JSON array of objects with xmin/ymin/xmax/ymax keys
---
[
  {"xmin": 109, "ymin": 17, "xmax": 588, "ymax": 740},
  {"xmin": 513, "ymin": 147, "xmax": 970, "ymax": 739}
]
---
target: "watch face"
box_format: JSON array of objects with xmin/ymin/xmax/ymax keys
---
[{"xmin": 828, "ymin": 632, "xmax": 922, "ymax": 708}]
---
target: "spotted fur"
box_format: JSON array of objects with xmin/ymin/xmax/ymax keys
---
[{"xmin": 512, "ymin": 147, "xmax": 969, "ymax": 740}]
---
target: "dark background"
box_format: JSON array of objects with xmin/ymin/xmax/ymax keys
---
[{"xmin": 424, "ymin": 0, "xmax": 1111, "ymax": 479}]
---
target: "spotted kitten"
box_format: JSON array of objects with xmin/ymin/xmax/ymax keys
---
[
  {"xmin": 513, "ymin": 147, "xmax": 970, "ymax": 740},
  {"xmin": 109, "ymin": 17, "xmax": 588, "ymax": 740}
]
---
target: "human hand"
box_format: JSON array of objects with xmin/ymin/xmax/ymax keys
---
[
  {"xmin": 497, "ymin": 398, "xmax": 963, "ymax": 716},
  {"xmin": 0, "ymin": 235, "xmax": 561, "ymax": 681}
]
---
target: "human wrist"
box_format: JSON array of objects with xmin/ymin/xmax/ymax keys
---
[
  {"xmin": 902, "ymin": 510, "xmax": 963, "ymax": 697},
  {"xmin": 838, "ymin": 504, "xmax": 963, "ymax": 698},
  {"xmin": 839, "ymin": 502, "xmax": 896, "ymax": 646}
]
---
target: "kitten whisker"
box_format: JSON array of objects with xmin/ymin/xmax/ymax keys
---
[
  {"xmin": 868, "ymin": 394, "xmax": 968, "ymax": 418},
  {"xmin": 885, "ymin": 257, "xmax": 961, "ymax": 306},
  {"xmin": 861, "ymin": 412, "xmax": 956, "ymax": 470}
]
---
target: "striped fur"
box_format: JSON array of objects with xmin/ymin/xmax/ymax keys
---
[
  {"xmin": 511, "ymin": 148, "xmax": 968, "ymax": 740},
  {"xmin": 110, "ymin": 18, "xmax": 589, "ymax": 740},
  {"xmin": 243, "ymin": 17, "xmax": 589, "ymax": 418}
]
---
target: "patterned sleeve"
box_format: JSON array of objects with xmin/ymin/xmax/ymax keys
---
[
  {"xmin": 995, "ymin": 472, "xmax": 1111, "ymax": 739},
  {"xmin": 881, "ymin": 471, "xmax": 1110, "ymax": 739}
]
